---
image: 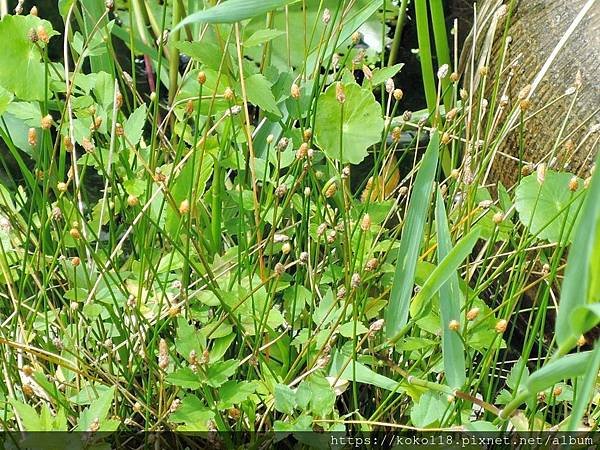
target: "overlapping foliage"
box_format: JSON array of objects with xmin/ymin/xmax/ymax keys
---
[{"xmin": 0, "ymin": 0, "xmax": 597, "ymax": 439}]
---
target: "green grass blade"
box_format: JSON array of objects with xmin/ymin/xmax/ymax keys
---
[
  {"xmin": 570, "ymin": 303, "xmax": 600, "ymax": 341},
  {"xmin": 555, "ymin": 153, "xmax": 600, "ymax": 349},
  {"xmin": 434, "ymin": 188, "xmax": 467, "ymax": 389},
  {"xmin": 567, "ymin": 342, "xmax": 600, "ymax": 431},
  {"xmin": 411, "ymin": 226, "xmax": 481, "ymax": 318},
  {"xmin": 385, "ymin": 130, "xmax": 440, "ymax": 339},
  {"xmin": 429, "ymin": 0, "xmax": 452, "ymax": 109},
  {"xmin": 414, "ymin": 0, "xmax": 436, "ymax": 114},
  {"xmin": 388, "ymin": 0, "xmax": 409, "ymax": 66},
  {"xmin": 526, "ymin": 351, "xmax": 592, "ymax": 393},
  {"xmin": 173, "ymin": 0, "xmax": 299, "ymax": 31},
  {"xmin": 428, "ymin": 0, "xmax": 451, "ymax": 69},
  {"xmin": 330, "ymin": 351, "xmax": 403, "ymax": 392},
  {"xmin": 501, "ymin": 351, "xmax": 594, "ymax": 419}
]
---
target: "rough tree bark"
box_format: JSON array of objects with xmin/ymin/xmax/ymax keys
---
[{"xmin": 461, "ymin": 0, "xmax": 599, "ymax": 188}]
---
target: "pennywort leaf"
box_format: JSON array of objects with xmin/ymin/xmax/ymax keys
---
[
  {"xmin": 314, "ymin": 82, "xmax": 384, "ymax": 165},
  {"xmin": 515, "ymin": 170, "xmax": 585, "ymax": 245},
  {"xmin": 0, "ymin": 15, "xmax": 58, "ymax": 101}
]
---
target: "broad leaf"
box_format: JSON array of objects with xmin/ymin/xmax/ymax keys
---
[
  {"xmin": 410, "ymin": 391, "xmax": 446, "ymax": 428},
  {"xmin": 244, "ymin": 73, "xmax": 281, "ymax": 117},
  {"xmin": 175, "ymin": 317, "xmax": 205, "ymax": 360},
  {"xmin": 506, "ymin": 358, "xmax": 529, "ymax": 391},
  {"xmin": 124, "ymin": 104, "xmax": 147, "ymax": 147},
  {"xmin": 244, "ymin": 29, "xmax": 286, "ymax": 47},
  {"xmin": 314, "ymin": 82, "xmax": 384, "ymax": 164},
  {"xmin": 305, "ymin": 375, "xmax": 335, "ymax": 417},
  {"xmin": 338, "ymin": 321, "xmax": 369, "ymax": 338},
  {"xmin": 370, "ymin": 63, "xmax": 404, "ymax": 86},
  {"xmin": 274, "ymin": 383, "xmax": 296, "ymax": 415},
  {"xmin": 10, "ymin": 399, "xmax": 43, "ymax": 431},
  {"xmin": 0, "ymin": 84, "xmax": 13, "ymax": 116},
  {"xmin": 515, "ymin": 170, "xmax": 585, "ymax": 244},
  {"xmin": 166, "ymin": 367, "xmax": 202, "ymax": 389},
  {"xmin": 58, "ymin": 0, "xmax": 75, "ymax": 17},
  {"xmin": 202, "ymin": 360, "xmax": 239, "ymax": 388},
  {"xmin": 174, "ymin": 0, "xmax": 300, "ymax": 31},
  {"xmin": 76, "ymin": 386, "xmax": 115, "ymax": 431},
  {"xmin": 169, "ymin": 395, "xmax": 215, "ymax": 430},
  {"xmin": 123, "ymin": 178, "xmax": 146, "ymax": 197},
  {"xmin": 176, "ymin": 41, "xmax": 224, "ymax": 72},
  {"xmin": 218, "ymin": 380, "xmax": 258, "ymax": 409},
  {"xmin": 0, "ymin": 15, "xmax": 58, "ymax": 101},
  {"xmin": 465, "ymin": 421, "xmax": 499, "ymax": 432}
]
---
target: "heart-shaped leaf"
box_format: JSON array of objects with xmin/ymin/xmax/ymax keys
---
[
  {"xmin": 315, "ymin": 82, "xmax": 384, "ymax": 165},
  {"xmin": 515, "ymin": 170, "xmax": 585, "ymax": 244}
]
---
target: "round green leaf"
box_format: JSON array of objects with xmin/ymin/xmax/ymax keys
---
[
  {"xmin": 515, "ymin": 170, "xmax": 585, "ymax": 244},
  {"xmin": 0, "ymin": 15, "xmax": 58, "ymax": 101},
  {"xmin": 314, "ymin": 82, "xmax": 384, "ymax": 165}
]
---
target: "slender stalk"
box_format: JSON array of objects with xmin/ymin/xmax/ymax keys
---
[
  {"xmin": 429, "ymin": 0, "xmax": 452, "ymax": 110},
  {"xmin": 388, "ymin": 0, "xmax": 409, "ymax": 66},
  {"xmin": 168, "ymin": 0, "xmax": 182, "ymax": 108},
  {"xmin": 414, "ymin": 0, "xmax": 436, "ymax": 113}
]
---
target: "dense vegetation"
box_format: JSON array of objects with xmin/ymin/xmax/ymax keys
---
[{"xmin": 0, "ymin": 0, "xmax": 598, "ymax": 443}]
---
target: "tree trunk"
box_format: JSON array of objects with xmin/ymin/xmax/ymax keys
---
[{"xmin": 461, "ymin": 0, "xmax": 599, "ymax": 187}]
